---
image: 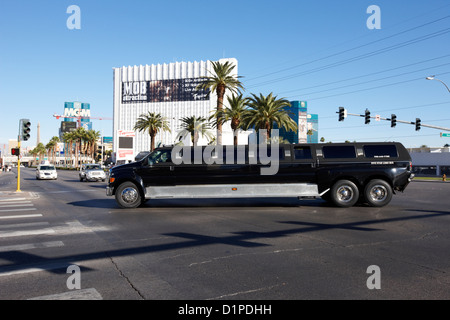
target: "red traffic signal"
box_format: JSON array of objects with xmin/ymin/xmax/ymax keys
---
[{"xmin": 11, "ymin": 148, "xmax": 20, "ymax": 156}]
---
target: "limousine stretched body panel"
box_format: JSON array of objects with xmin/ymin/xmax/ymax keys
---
[{"xmin": 106, "ymin": 142, "xmax": 414, "ymax": 208}]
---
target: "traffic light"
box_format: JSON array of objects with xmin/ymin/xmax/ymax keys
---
[
  {"xmin": 20, "ymin": 119, "xmax": 31, "ymax": 141},
  {"xmin": 365, "ymin": 109, "xmax": 371, "ymax": 124},
  {"xmin": 11, "ymin": 148, "xmax": 20, "ymax": 156},
  {"xmin": 415, "ymin": 118, "xmax": 421, "ymax": 131},
  {"xmin": 338, "ymin": 107, "xmax": 347, "ymax": 121},
  {"xmin": 391, "ymin": 114, "xmax": 397, "ymax": 128}
]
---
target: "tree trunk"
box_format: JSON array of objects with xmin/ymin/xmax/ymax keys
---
[
  {"xmin": 151, "ymin": 134, "xmax": 155, "ymax": 151},
  {"xmin": 216, "ymin": 85, "xmax": 225, "ymax": 145}
]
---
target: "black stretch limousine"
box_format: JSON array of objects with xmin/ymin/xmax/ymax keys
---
[{"xmin": 106, "ymin": 142, "xmax": 414, "ymax": 208}]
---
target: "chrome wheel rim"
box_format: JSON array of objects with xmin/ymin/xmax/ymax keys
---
[
  {"xmin": 369, "ymin": 185, "xmax": 387, "ymax": 202},
  {"xmin": 337, "ymin": 186, "xmax": 354, "ymax": 202},
  {"xmin": 121, "ymin": 187, "xmax": 138, "ymax": 204}
]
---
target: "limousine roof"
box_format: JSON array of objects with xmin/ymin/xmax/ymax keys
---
[{"xmin": 150, "ymin": 142, "xmax": 410, "ymax": 160}]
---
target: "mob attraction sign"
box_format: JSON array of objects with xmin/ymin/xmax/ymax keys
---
[{"xmin": 122, "ymin": 78, "xmax": 210, "ymax": 103}]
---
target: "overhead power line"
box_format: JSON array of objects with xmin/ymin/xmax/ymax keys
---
[
  {"xmin": 246, "ymin": 14, "xmax": 450, "ymax": 83},
  {"xmin": 276, "ymin": 54, "xmax": 450, "ymax": 96},
  {"xmin": 280, "ymin": 60, "xmax": 450, "ymax": 97},
  {"xmin": 248, "ymin": 27, "xmax": 450, "ymax": 89},
  {"xmin": 291, "ymin": 71, "xmax": 450, "ymax": 101}
]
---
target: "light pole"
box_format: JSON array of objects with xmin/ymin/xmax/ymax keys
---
[{"xmin": 426, "ymin": 75, "xmax": 450, "ymax": 93}]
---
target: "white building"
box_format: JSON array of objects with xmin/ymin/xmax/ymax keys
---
[
  {"xmin": 112, "ymin": 58, "xmax": 248, "ymax": 162},
  {"xmin": 408, "ymin": 147, "xmax": 450, "ymax": 176}
]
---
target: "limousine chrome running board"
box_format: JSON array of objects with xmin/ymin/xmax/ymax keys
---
[{"xmin": 145, "ymin": 183, "xmax": 322, "ymax": 199}]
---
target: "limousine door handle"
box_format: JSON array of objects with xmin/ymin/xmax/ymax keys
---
[{"xmin": 170, "ymin": 166, "xmax": 175, "ymax": 171}]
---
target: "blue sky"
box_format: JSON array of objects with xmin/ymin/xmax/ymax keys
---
[{"xmin": 1, "ymin": 0, "xmax": 450, "ymax": 152}]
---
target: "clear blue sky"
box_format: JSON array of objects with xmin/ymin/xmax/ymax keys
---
[{"xmin": 1, "ymin": 0, "xmax": 450, "ymax": 152}]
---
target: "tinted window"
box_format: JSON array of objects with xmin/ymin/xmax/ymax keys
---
[
  {"xmin": 293, "ymin": 146, "xmax": 312, "ymax": 160},
  {"xmin": 363, "ymin": 145, "xmax": 398, "ymax": 158},
  {"xmin": 322, "ymin": 146, "xmax": 356, "ymax": 159},
  {"xmin": 258, "ymin": 146, "xmax": 285, "ymax": 163}
]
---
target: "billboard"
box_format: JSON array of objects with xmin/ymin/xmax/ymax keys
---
[
  {"xmin": 116, "ymin": 130, "xmax": 135, "ymax": 161},
  {"xmin": 122, "ymin": 78, "xmax": 210, "ymax": 103},
  {"xmin": 61, "ymin": 121, "xmax": 77, "ymax": 133}
]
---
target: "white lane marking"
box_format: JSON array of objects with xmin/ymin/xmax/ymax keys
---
[
  {"xmin": 0, "ymin": 204, "xmax": 34, "ymax": 208},
  {"xmin": 0, "ymin": 261, "xmax": 72, "ymax": 277},
  {"xmin": 0, "ymin": 214, "xmax": 43, "ymax": 220},
  {"xmin": 0, "ymin": 222, "xmax": 48, "ymax": 230},
  {"xmin": 0, "ymin": 208, "xmax": 37, "ymax": 213},
  {"xmin": 0, "ymin": 198, "xmax": 27, "ymax": 202},
  {"xmin": 0, "ymin": 241, "xmax": 64, "ymax": 252},
  {"xmin": 28, "ymin": 288, "xmax": 103, "ymax": 300},
  {"xmin": 0, "ymin": 228, "xmax": 55, "ymax": 238}
]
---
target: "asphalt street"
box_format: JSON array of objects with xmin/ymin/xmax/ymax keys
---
[{"xmin": 0, "ymin": 167, "xmax": 449, "ymax": 300}]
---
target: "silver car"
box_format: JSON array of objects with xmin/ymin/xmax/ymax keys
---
[{"xmin": 79, "ymin": 164, "xmax": 106, "ymax": 182}]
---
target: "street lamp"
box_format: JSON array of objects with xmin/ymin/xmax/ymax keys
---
[{"xmin": 426, "ymin": 75, "xmax": 450, "ymax": 93}]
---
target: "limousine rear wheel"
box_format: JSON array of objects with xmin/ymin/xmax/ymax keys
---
[
  {"xmin": 330, "ymin": 180, "xmax": 359, "ymax": 208},
  {"xmin": 115, "ymin": 182, "xmax": 142, "ymax": 209},
  {"xmin": 364, "ymin": 179, "xmax": 393, "ymax": 207}
]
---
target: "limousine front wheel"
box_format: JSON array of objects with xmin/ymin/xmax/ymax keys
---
[
  {"xmin": 364, "ymin": 179, "xmax": 392, "ymax": 207},
  {"xmin": 330, "ymin": 180, "xmax": 359, "ymax": 208},
  {"xmin": 115, "ymin": 182, "xmax": 142, "ymax": 209}
]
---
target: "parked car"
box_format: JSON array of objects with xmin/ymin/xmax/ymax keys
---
[
  {"xmin": 36, "ymin": 164, "xmax": 57, "ymax": 180},
  {"xmin": 79, "ymin": 164, "xmax": 106, "ymax": 182}
]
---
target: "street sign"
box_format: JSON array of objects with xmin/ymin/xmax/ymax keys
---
[{"xmin": 440, "ymin": 132, "xmax": 450, "ymax": 137}]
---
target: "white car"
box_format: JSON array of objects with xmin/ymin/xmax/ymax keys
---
[
  {"xmin": 79, "ymin": 164, "xmax": 106, "ymax": 182},
  {"xmin": 36, "ymin": 164, "xmax": 57, "ymax": 180}
]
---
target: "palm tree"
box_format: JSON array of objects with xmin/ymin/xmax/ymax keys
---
[
  {"xmin": 134, "ymin": 112, "xmax": 171, "ymax": 151},
  {"xmin": 177, "ymin": 116, "xmax": 214, "ymax": 146},
  {"xmin": 73, "ymin": 127, "xmax": 87, "ymax": 168},
  {"xmin": 49, "ymin": 136, "xmax": 60, "ymax": 164},
  {"xmin": 83, "ymin": 130, "xmax": 101, "ymax": 162},
  {"xmin": 196, "ymin": 60, "xmax": 244, "ymax": 145},
  {"xmin": 45, "ymin": 140, "xmax": 56, "ymax": 164},
  {"xmin": 210, "ymin": 93, "xmax": 249, "ymax": 146},
  {"xmin": 32, "ymin": 143, "xmax": 46, "ymax": 165},
  {"xmin": 62, "ymin": 132, "xmax": 73, "ymax": 166},
  {"xmin": 243, "ymin": 93, "xmax": 297, "ymax": 143}
]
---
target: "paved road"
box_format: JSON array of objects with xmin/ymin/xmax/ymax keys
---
[{"xmin": 0, "ymin": 167, "xmax": 448, "ymax": 300}]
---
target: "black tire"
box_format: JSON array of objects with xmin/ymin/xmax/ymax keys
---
[
  {"xmin": 364, "ymin": 179, "xmax": 392, "ymax": 207},
  {"xmin": 330, "ymin": 180, "xmax": 359, "ymax": 208},
  {"xmin": 115, "ymin": 181, "xmax": 143, "ymax": 209}
]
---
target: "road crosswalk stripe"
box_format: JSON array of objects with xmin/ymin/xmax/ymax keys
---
[
  {"xmin": 0, "ymin": 214, "xmax": 43, "ymax": 219},
  {"xmin": 0, "ymin": 261, "xmax": 73, "ymax": 277},
  {"xmin": 0, "ymin": 204, "xmax": 34, "ymax": 208},
  {"xmin": 0, "ymin": 208, "xmax": 37, "ymax": 212},
  {"xmin": 27, "ymin": 288, "xmax": 103, "ymax": 300},
  {"xmin": 0, "ymin": 198, "xmax": 27, "ymax": 202},
  {"xmin": 0, "ymin": 228, "xmax": 55, "ymax": 238},
  {"xmin": 0, "ymin": 222, "xmax": 48, "ymax": 230},
  {"xmin": 0, "ymin": 241, "xmax": 64, "ymax": 252}
]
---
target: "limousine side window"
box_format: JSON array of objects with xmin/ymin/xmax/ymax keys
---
[
  {"xmin": 257, "ymin": 147, "xmax": 285, "ymax": 163},
  {"xmin": 322, "ymin": 146, "xmax": 356, "ymax": 159},
  {"xmin": 363, "ymin": 145, "xmax": 398, "ymax": 158},
  {"xmin": 293, "ymin": 146, "xmax": 312, "ymax": 160},
  {"xmin": 147, "ymin": 150, "xmax": 172, "ymax": 165}
]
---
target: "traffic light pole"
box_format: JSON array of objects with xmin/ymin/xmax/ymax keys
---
[
  {"xmin": 338, "ymin": 110, "xmax": 450, "ymax": 131},
  {"xmin": 16, "ymin": 139, "xmax": 21, "ymax": 193}
]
